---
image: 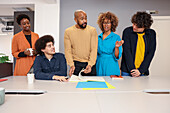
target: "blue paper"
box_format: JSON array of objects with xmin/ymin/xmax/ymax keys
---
[{"xmin": 76, "ymin": 82, "xmax": 108, "ymax": 88}]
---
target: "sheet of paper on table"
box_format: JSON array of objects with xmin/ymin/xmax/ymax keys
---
[{"xmin": 69, "ymin": 69, "xmax": 105, "ymax": 82}]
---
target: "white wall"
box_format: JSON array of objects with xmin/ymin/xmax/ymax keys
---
[
  {"xmin": 35, "ymin": 3, "xmax": 60, "ymax": 51},
  {"xmin": 150, "ymin": 16, "xmax": 170, "ymax": 76},
  {"xmin": 0, "ymin": 0, "xmax": 60, "ymax": 63},
  {"xmin": 0, "ymin": 7, "xmax": 13, "ymax": 15}
]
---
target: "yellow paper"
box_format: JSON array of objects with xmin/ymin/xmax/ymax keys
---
[{"xmin": 83, "ymin": 82, "xmax": 115, "ymax": 90}]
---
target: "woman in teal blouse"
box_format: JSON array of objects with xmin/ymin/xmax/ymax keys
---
[{"xmin": 96, "ymin": 12, "xmax": 124, "ymax": 76}]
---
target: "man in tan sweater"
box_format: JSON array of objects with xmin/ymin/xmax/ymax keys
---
[{"xmin": 64, "ymin": 10, "xmax": 98, "ymax": 76}]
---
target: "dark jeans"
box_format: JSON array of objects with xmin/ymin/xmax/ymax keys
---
[{"xmin": 73, "ymin": 61, "xmax": 96, "ymax": 76}]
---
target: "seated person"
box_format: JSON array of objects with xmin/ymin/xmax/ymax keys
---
[{"xmin": 33, "ymin": 35, "xmax": 67, "ymax": 81}]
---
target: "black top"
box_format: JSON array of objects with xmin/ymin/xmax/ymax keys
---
[
  {"xmin": 121, "ymin": 26, "xmax": 156, "ymax": 75},
  {"xmin": 18, "ymin": 35, "xmax": 32, "ymax": 57},
  {"xmin": 25, "ymin": 35, "xmax": 32, "ymax": 47}
]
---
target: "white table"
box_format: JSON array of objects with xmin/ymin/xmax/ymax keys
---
[
  {"xmin": 96, "ymin": 92, "xmax": 170, "ymax": 113},
  {"xmin": 0, "ymin": 76, "xmax": 170, "ymax": 113},
  {"xmin": 102, "ymin": 76, "xmax": 170, "ymax": 92},
  {"xmin": 1, "ymin": 76, "xmax": 170, "ymax": 92},
  {"xmin": 1, "ymin": 93, "xmax": 101, "ymax": 113}
]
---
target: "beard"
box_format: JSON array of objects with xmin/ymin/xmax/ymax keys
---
[{"xmin": 77, "ymin": 20, "xmax": 87, "ymax": 29}]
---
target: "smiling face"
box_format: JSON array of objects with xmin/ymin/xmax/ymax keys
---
[
  {"xmin": 132, "ymin": 23, "xmax": 145, "ymax": 32},
  {"xmin": 41, "ymin": 42, "xmax": 55, "ymax": 56},
  {"xmin": 75, "ymin": 11, "xmax": 87, "ymax": 29},
  {"xmin": 103, "ymin": 19, "xmax": 111, "ymax": 33},
  {"xmin": 20, "ymin": 18, "xmax": 31, "ymax": 32}
]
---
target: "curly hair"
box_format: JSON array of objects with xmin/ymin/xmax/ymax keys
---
[
  {"xmin": 35, "ymin": 35, "xmax": 54, "ymax": 55},
  {"xmin": 131, "ymin": 11, "xmax": 153, "ymax": 29},
  {"xmin": 97, "ymin": 12, "xmax": 118, "ymax": 32},
  {"xmin": 16, "ymin": 14, "xmax": 30, "ymax": 25}
]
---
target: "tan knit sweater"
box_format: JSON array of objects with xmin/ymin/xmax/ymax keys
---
[{"xmin": 64, "ymin": 25, "xmax": 98, "ymax": 67}]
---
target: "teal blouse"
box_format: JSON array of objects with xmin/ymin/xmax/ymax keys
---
[{"xmin": 96, "ymin": 32, "xmax": 122, "ymax": 76}]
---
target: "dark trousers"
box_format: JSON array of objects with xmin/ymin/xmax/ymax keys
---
[{"xmin": 73, "ymin": 61, "xmax": 96, "ymax": 76}]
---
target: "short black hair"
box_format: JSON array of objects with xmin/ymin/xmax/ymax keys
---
[
  {"xmin": 35, "ymin": 35, "xmax": 54, "ymax": 55},
  {"xmin": 16, "ymin": 14, "xmax": 30, "ymax": 25},
  {"xmin": 131, "ymin": 11, "xmax": 153, "ymax": 29}
]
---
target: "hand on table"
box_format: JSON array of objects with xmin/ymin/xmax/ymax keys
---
[{"xmin": 53, "ymin": 76, "xmax": 68, "ymax": 82}]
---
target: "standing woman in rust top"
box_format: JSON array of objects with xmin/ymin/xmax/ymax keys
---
[{"xmin": 12, "ymin": 14, "xmax": 39, "ymax": 76}]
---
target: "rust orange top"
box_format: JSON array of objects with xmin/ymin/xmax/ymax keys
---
[{"xmin": 12, "ymin": 31, "xmax": 39, "ymax": 76}]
